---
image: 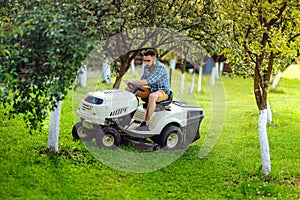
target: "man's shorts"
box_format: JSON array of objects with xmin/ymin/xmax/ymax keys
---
[{"xmin": 136, "ymin": 85, "xmax": 168, "ymax": 102}]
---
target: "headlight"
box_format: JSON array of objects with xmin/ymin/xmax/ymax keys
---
[{"xmin": 84, "ymin": 96, "xmax": 103, "ymax": 105}]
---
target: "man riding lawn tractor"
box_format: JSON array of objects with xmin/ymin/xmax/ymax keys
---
[
  {"xmin": 124, "ymin": 49, "xmax": 171, "ymax": 132},
  {"xmin": 72, "ymin": 49, "xmax": 204, "ymax": 150}
]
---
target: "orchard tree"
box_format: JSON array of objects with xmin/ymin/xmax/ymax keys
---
[
  {"xmin": 217, "ymin": 0, "xmax": 300, "ymax": 175},
  {"xmin": 99, "ymin": 27, "xmax": 201, "ymax": 89},
  {"xmin": 178, "ymin": 0, "xmax": 230, "ymax": 84},
  {"xmin": 0, "ymin": 0, "xmax": 122, "ymax": 129},
  {"xmin": 105, "ymin": 0, "xmax": 216, "ymax": 88},
  {"xmin": 0, "ymin": 0, "xmax": 124, "ymax": 152}
]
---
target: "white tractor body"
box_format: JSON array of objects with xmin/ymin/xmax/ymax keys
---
[{"xmin": 74, "ymin": 88, "xmax": 204, "ymax": 150}]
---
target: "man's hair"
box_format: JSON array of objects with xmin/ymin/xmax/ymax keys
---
[{"xmin": 143, "ymin": 49, "xmax": 157, "ymax": 57}]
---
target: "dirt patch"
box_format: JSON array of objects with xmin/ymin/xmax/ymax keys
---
[{"xmin": 284, "ymin": 176, "xmax": 300, "ymax": 189}]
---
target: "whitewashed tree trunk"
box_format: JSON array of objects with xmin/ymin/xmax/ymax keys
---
[
  {"xmin": 169, "ymin": 58, "xmax": 176, "ymax": 70},
  {"xmin": 102, "ymin": 58, "xmax": 111, "ymax": 84},
  {"xmin": 47, "ymin": 99, "xmax": 62, "ymax": 152},
  {"xmin": 267, "ymin": 101, "xmax": 272, "ymax": 124},
  {"xmin": 210, "ymin": 67, "xmax": 216, "ymax": 86},
  {"xmin": 197, "ymin": 66, "xmax": 203, "ymax": 92},
  {"xmin": 180, "ymin": 73, "xmax": 185, "ymax": 99},
  {"xmin": 77, "ymin": 65, "xmax": 87, "ymax": 88},
  {"xmin": 271, "ymin": 71, "xmax": 283, "ymax": 90},
  {"xmin": 258, "ymin": 109, "xmax": 271, "ymax": 175},
  {"xmin": 131, "ymin": 59, "xmax": 135, "ymax": 75},
  {"xmin": 219, "ymin": 62, "xmax": 224, "ymax": 77},
  {"xmin": 215, "ymin": 62, "xmax": 220, "ymax": 79},
  {"xmin": 169, "ymin": 58, "xmax": 176, "ymax": 87},
  {"xmin": 189, "ymin": 72, "xmax": 195, "ymax": 94}
]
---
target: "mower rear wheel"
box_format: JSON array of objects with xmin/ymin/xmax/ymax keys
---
[
  {"xmin": 72, "ymin": 122, "xmax": 95, "ymax": 141},
  {"xmin": 159, "ymin": 125, "xmax": 183, "ymax": 150},
  {"xmin": 95, "ymin": 126, "xmax": 121, "ymax": 149}
]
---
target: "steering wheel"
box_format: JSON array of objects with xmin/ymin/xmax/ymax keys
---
[{"xmin": 127, "ymin": 82, "xmax": 145, "ymax": 93}]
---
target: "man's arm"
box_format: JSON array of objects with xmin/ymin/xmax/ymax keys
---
[{"xmin": 124, "ymin": 79, "xmax": 148, "ymax": 86}]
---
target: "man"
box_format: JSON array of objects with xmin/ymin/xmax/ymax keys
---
[{"xmin": 124, "ymin": 49, "xmax": 170, "ymax": 131}]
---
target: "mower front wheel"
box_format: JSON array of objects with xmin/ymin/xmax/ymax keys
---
[
  {"xmin": 72, "ymin": 122, "xmax": 95, "ymax": 141},
  {"xmin": 95, "ymin": 126, "xmax": 121, "ymax": 149}
]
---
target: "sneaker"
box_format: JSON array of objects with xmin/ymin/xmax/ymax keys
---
[
  {"xmin": 139, "ymin": 121, "xmax": 147, "ymax": 127},
  {"xmin": 135, "ymin": 122, "xmax": 150, "ymax": 131}
]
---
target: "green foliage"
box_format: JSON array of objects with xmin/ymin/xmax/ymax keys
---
[
  {"xmin": 218, "ymin": 1, "xmax": 300, "ymax": 76},
  {"xmin": 115, "ymin": 0, "xmax": 220, "ymax": 56},
  {"xmin": 211, "ymin": 0, "xmax": 300, "ymax": 110},
  {"xmin": 0, "ymin": 0, "xmax": 119, "ymax": 130}
]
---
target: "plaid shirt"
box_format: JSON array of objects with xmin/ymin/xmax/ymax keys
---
[{"xmin": 141, "ymin": 60, "xmax": 170, "ymax": 95}]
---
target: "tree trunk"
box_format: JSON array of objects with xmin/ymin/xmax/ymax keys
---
[
  {"xmin": 169, "ymin": 58, "xmax": 176, "ymax": 70},
  {"xmin": 47, "ymin": 99, "xmax": 62, "ymax": 152},
  {"xmin": 215, "ymin": 62, "xmax": 220, "ymax": 79},
  {"xmin": 258, "ymin": 109, "xmax": 271, "ymax": 175},
  {"xmin": 114, "ymin": 75, "xmax": 123, "ymax": 89},
  {"xmin": 179, "ymin": 73, "xmax": 185, "ymax": 99},
  {"xmin": 189, "ymin": 72, "xmax": 195, "ymax": 94},
  {"xmin": 210, "ymin": 66, "xmax": 216, "ymax": 86},
  {"xmin": 102, "ymin": 58, "xmax": 111, "ymax": 84},
  {"xmin": 197, "ymin": 66, "xmax": 203, "ymax": 92},
  {"xmin": 76, "ymin": 65, "xmax": 87, "ymax": 88},
  {"xmin": 219, "ymin": 62, "xmax": 224, "ymax": 77},
  {"xmin": 169, "ymin": 58, "xmax": 176, "ymax": 87},
  {"xmin": 254, "ymin": 55, "xmax": 273, "ymax": 175},
  {"xmin": 131, "ymin": 59, "xmax": 135, "ymax": 75},
  {"xmin": 271, "ymin": 71, "xmax": 283, "ymax": 90},
  {"xmin": 267, "ymin": 101, "xmax": 272, "ymax": 124},
  {"xmin": 112, "ymin": 52, "xmax": 137, "ymax": 89}
]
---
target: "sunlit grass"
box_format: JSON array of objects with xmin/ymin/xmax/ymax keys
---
[
  {"xmin": 282, "ymin": 64, "xmax": 300, "ymax": 80},
  {"xmin": 0, "ymin": 69, "xmax": 299, "ymax": 199}
]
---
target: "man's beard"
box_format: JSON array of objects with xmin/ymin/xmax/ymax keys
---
[{"xmin": 146, "ymin": 63, "xmax": 155, "ymax": 69}]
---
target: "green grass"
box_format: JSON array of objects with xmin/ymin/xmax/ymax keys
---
[{"xmin": 0, "ymin": 71, "xmax": 300, "ymax": 199}]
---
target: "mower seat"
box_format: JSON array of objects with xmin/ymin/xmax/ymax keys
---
[{"xmin": 157, "ymin": 91, "xmax": 173, "ymax": 106}]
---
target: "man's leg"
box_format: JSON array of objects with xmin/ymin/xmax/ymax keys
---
[
  {"xmin": 136, "ymin": 90, "xmax": 168, "ymax": 131},
  {"xmin": 145, "ymin": 90, "xmax": 169, "ymax": 123},
  {"xmin": 144, "ymin": 92, "xmax": 159, "ymax": 123}
]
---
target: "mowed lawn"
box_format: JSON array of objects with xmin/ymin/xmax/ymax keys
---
[{"xmin": 0, "ymin": 68, "xmax": 299, "ymax": 199}]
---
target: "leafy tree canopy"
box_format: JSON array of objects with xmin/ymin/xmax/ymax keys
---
[
  {"xmin": 215, "ymin": 0, "xmax": 300, "ymax": 109},
  {"xmin": 102, "ymin": 0, "xmax": 217, "ymax": 87},
  {"xmin": 0, "ymin": 0, "xmax": 121, "ymax": 130},
  {"xmin": 220, "ymin": 1, "xmax": 300, "ymax": 76}
]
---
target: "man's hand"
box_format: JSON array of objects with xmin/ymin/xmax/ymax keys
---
[{"xmin": 124, "ymin": 80, "xmax": 130, "ymax": 85}]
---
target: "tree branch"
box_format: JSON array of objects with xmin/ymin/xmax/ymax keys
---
[
  {"xmin": 267, "ymin": 2, "xmax": 287, "ymax": 26},
  {"xmin": 173, "ymin": 0, "xmax": 188, "ymax": 18},
  {"xmin": 287, "ymin": 33, "xmax": 300, "ymax": 44}
]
